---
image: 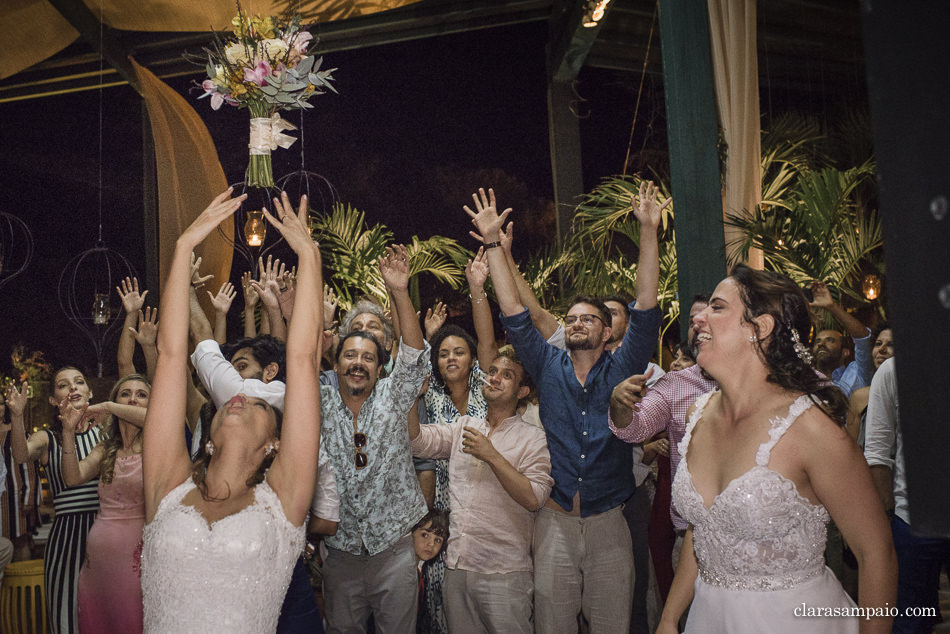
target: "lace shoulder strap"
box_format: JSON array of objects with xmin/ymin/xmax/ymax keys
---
[
  {"xmin": 755, "ymin": 395, "xmax": 814, "ymax": 466},
  {"xmin": 677, "ymin": 389, "xmax": 717, "ymax": 461}
]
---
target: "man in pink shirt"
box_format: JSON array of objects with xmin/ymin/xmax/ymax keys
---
[{"xmin": 410, "ymin": 348, "xmax": 553, "ymax": 633}]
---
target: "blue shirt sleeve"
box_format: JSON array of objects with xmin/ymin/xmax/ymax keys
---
[
  {"xmin": 607, "ymin": 303, "xmax": 663, "ymax": 385},
  {"xmin": 499, "ymin": 308, "xmax": 559, "ymax": 381}
]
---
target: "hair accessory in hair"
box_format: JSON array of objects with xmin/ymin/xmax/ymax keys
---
[
  {"xmin": 205, "ymin": 439, "xmax": 215, "ymax": 456},
  {"xmin": 790, "ymin": 328, "xmax": 813, "ymax": 366}
]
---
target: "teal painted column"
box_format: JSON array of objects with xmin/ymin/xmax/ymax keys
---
[{"xmin": 658, "ymin": 0, "xmax": 727, "ymax": 335}]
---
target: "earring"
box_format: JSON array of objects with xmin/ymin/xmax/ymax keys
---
[
  {"xmin": 749, "ymin": 335, "xmax": 757, "ymax": 342},
  {"xmin": 205, "ymin": 439, "xmax": 215, "ymax": 456},
  {"xmin": 264, "ymin": 443, "xmax": 277, "ymax": 458}
]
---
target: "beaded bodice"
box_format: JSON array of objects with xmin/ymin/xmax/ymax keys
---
[
  {"xmin": 673, "ymin": 392, "xmax": 829, "ymax": 591},
  {"xmin": 141, "ymin": 479, "xmax": 304, "ymax": 633}
]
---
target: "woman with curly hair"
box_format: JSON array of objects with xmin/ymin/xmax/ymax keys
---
[
  {"xmin": 658, "ymin": 264, "xmax": 896, "ymax": 633},
  {"xmin": 60, "ymin": 373, "xmax": 149, "ymax": 632}
]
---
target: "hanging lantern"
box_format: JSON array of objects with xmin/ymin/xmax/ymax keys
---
[
  {"xmin": 59, "ymin": 243, "xmax": 137, "ymax": 377},
  {"xmin": 862, "ymin": 273, "xmax": 882, "ymax": 301},
  {"xmin": 0, "ymin": 211, "xmax": 34, "ymax": 292},
  {"xmin": 244, "ymin": 210, "xmax": 267, "ymax": 247}
]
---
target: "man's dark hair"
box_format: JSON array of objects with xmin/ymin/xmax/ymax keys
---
[
  {"xmin": 601, "ymin": 295, "xmax": 632, "ymax": 321},
  {"xmin": 221, "ymin": 335, "xmax": 286, "ymax": 382},
  {"xmin": 692, "ymin": 293, "xmax": 711, "ymax": 305},
  {"xmin": 570, "ymin": 295, "xmax": 612, "ymax": 328},
  {"xmin": 334, "ymin": 331, "xmax": 391, "ymax": 368}
]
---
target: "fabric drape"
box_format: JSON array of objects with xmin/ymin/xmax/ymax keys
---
[
  {"xmin": 131, "ymin": 59, "xmax": 232, "ymax": 300},
  {"xmin": 707, "ymin": 0, "xmax": 763, "ymax": 268}
]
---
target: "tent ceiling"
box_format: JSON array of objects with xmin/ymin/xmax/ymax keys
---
[{"xmin": 0, "ymin": 0, "xmax": 864, "ymax": 103}]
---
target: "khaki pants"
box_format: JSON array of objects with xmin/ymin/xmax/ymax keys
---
[
  {"xmin": 443, "ymin": 568, "xmax": 533, "ymax": 633},
  {"xmin": 322, "ymin": 534, "xmax": 417, "ymax": 634},
  {"xmin": 533, "ymin": 506, "xmax": 634, "ymax": 633}
]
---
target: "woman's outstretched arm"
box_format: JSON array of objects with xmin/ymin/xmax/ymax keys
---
[
  {"xmin": 264, "ymin": 193, "xmax": 323, "ymax": 527},
  {"xmin": 144, "ymin": 188, "xmax": 245, "ymax": 522}
]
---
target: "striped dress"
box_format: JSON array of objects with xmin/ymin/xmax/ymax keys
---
[
  {"xmin": 1, "ymin": 435, "xmax": 42, "ymax": 542},
  {"xmin": 43, "ymin": 428, "xmax": 101, "ymax": 634}
]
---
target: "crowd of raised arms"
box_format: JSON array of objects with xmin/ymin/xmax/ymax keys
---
[{"xmin": 1, "ymin": 182, "xmax": 936, "ymax": 634}]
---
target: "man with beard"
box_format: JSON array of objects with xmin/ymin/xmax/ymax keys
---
[
  {"xmin": 466, "ymin": 182, "xmax": 664, "ymax": 633},
  {"xmin": 809, "ymin": 281, "xmax": 872, "ymax": 398},
  {"xmin": 319, "ymin": 245, "xmax": 430, "ymax": 633},
  {"xmin": 409, "ymin": 348, "xmax": 553, "ymax": 633}
]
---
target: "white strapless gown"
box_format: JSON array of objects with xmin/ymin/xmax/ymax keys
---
[
  {"xmin": 673, "ymin": 392, "xmax": 858, "ymax": 633},
  {"xmin": 141, "ymin": 479, "xmax": 304, "ymax": 633}
]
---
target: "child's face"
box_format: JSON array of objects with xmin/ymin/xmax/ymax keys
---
[{"xmin": 412, "ymin": 521, "xmax": 445, "ymax": 562}]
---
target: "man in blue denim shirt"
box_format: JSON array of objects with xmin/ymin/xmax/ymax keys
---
[
  {"xmin": 809, "ymin": 281, "xmax": 872, "ymax": 398},
  {"xmin": 466, "ymin": 182, "xmax": 665, "ymax": 633}
]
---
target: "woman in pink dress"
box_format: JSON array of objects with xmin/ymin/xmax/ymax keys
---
[{"xmin": 60, "ymin": 373, "xmax": 150, "ymax": 633}]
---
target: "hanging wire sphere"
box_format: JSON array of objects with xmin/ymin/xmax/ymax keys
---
[
  {"xmin": 218, "ymin": 181, "xmax": 284, "ymax": 268},
  {"xmin": 57, "ymin": 241, "xmax": 138, "ymax": 377},
  {"xmin": 0, "ymin": 211, "xmax": 34, "ymax": 292},
  {"xmin": 276, "ymin": 170, "xmax": 340, "ymax": 226}
]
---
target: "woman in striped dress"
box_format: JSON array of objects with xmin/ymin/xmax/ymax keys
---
[{"xmin": 8, "ymin": 369, "xmax": 102, "ymax": 634}]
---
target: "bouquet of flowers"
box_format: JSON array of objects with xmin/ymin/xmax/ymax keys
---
[{"xmin": 199, "ymin": 6, "xmax": 337, "ymax": 187}]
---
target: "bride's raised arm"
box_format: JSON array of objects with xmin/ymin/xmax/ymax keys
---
[
  {"xmin": 261, "ymin": 193, "xmax": 324, "ymax": 527},
  {"xmin": 143, "ymin": 188, "xmax": 246, "ymax": 523}
]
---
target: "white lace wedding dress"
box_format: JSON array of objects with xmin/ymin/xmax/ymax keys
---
[
  {"xmin": 141, "ymin": 479, "xmax": 304, "ymax": 633},
  {"xmin": 673, "ymin": 391, "xmax": 858, "ymax": 633}
]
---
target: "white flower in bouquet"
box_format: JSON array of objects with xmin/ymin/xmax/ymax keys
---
[
  {"xmin": 225, "ymin": 42, "xmax": 250, "ymax": 65},
  {"xmin": 258, "ymin": 38, "xmax": 289, "ymax": 63}
]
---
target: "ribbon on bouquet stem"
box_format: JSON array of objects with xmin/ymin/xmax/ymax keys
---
[{"xmin": 248, "ymin": 114, "xmax": 298, "ymax": 155}]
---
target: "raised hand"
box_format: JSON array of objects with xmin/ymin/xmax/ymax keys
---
[
  {"xmin": 464, "ymin": 187, "xmax": 512, "ymax": 243},
  {"xmin": 189, "ymin": 252, "xmax": 214, "ymax": 290},
  {"xmin": 209, "ymin": 282, "xmax": 237, "ymax": 315},
  {"xmin": 131, "ymin": 307, "xmax": 159, "ymax": 346},
  {"xmin": 252, "ymin": 255, "xmax": 282, "ymax": 308},
  {"xmin": 465, "ymin": 247, "xmax": 490, "ymax": 289},
  {"xmin": 58, "ymin": 397, "xmax": 89, "ymax": 434},
  {"xmin": 241, "ymin": 271, "xmax": 259, "ymax": 308},
  {"xmin": 261, "ymin": 192, "xmax": 316, "ymax": 256},
  {"xmin": 379, "ymin": 244, "xmax": 410, "ymax": 292},
  {"xmin": 4, "ymin": 381, "xmax": 29, "ymax": 417},
  {"xmin": 808, "ymin": 281, "xmax": 835, "ymax": 311},
  {"xmin": 424, "ymin": 301, "xmax": 447, "ymax": 340},
  {"xmin": 179, "ymin": 188, "xmax": 247, "ymax": 250},
  {"xmin": 84, "ymin": 402, "xmax": 112, "ymax": 426},
  {"xmin": 323, "ymin": 284, "xmax": 338, "ymax": 326},
  {"xmin": 117, "ymin": 277, "xmax": 148, "ymax": 314},
  {"xmin": 632, "ymin": 180, "xmax": 671, "ymax": 230}
]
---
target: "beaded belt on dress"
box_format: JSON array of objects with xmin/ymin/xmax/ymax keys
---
[{"xmin": 699, "ymin": 565, "xmax": 823, "ymax": 591}]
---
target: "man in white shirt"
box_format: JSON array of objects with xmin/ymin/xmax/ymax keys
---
[
  {"xmin": 410, "ymin": 349, "xmax": 553, "ymax": 633},
  {"xmin": 864, "ymin": 357, "xmax": 949, "ymax": 634}
]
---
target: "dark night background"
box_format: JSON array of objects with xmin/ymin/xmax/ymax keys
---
[{"xmin": 0, "ymin": 18, "xmax": 860, "ymax": 379}]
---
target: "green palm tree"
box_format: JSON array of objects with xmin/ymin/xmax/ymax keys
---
[
  {"xmin": 310, "ymin": 201, "xmax": 471, "ymax": 310},
  {"xmin": 724, "ymin": 159, "xmax": 883, "ymax": 311}
]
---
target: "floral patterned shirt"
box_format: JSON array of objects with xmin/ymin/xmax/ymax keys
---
[{"xmin": 321, "ymin": 339, "xmax": 430, "ymax": 555}]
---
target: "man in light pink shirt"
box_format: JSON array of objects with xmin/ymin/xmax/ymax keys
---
[{"xmin": 410, "ymin": 349, "xmax": 553, "ymax": 633}]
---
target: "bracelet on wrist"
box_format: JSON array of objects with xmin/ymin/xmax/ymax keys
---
[
  {"xmin": 483, "ymin": 241, "xmax": 502, "ymax": 249},
  {"xmin": 468, "ymin": 290, "xmax": 487, "ymax": 305}
]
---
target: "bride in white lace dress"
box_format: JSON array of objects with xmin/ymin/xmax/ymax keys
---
[
  {"xmin": 140, "ymin": 190, "xmax": 323, "ymax": 633},
  {"xmin": 657, "ymin": 265, "xmax": 896, "ymax": 634}
]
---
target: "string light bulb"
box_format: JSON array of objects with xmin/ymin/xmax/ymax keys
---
[
  {"xmin": 583, "ymin": 0, "xmax": 611, "ymax": 27},
  {"xmin": 91, "ymin": 292, "xmax": 111, "ymax": 324}
]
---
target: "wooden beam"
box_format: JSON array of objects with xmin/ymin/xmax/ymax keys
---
[
  {"xmin": 657, "ymin": 0, "xmax": 727, "ymax": 332},
  {"xmin": 45, "ymin": 0, "xmax": 141, "ymax": 95}
]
